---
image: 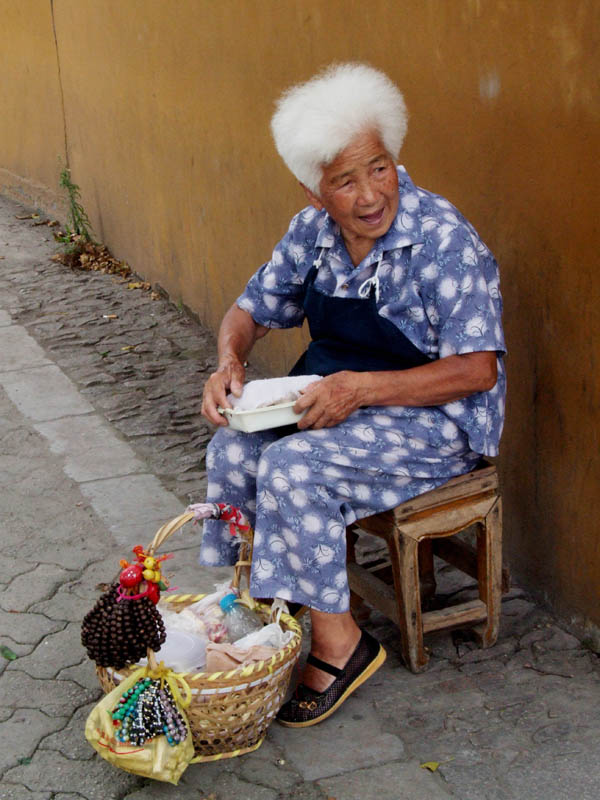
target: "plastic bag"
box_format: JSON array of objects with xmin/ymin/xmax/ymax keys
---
[
  {"xmin": 234, "ymin": 622, "xmax": 295, "ymax": 651},
  {"xmin": 185, "ymin": 580, "xmax": 231, "ymax": 614},
  {"xmin": 158, "ymin": 603, "xmax": 208, "ymax": 637},
  {"xmin": 184, "ymin": 580, "xmax": 232, "ymax": 642},
  {"xmin": 205, "ymin": 642, "xmax": 277, "ymax": 671},
  {"xmin": 85, "ymin": 666, "xmax": 194, "ymax": 784},
  {"xmin": 138, "ymin": 628, "xmax": 208, "ymax": 672}
]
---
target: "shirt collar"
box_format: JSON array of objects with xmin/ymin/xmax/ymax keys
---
[
  {"xmin": 314, "ymin": 213, "xmax": 338, "ymax": 249},
  {"xmin": 313, "ymin": 165, "xmax": 424, "ymax": 254},
  {"xmin": 380, "ymin": 165, "xmax": 424, "ymax": 251}
]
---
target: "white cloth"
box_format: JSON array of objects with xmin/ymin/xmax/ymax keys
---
[{"xmin": 226, "ymin": 375, "xmax": 321, "ymax": 411}]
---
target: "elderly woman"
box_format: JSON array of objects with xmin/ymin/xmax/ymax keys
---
[{"xmin": 200, "ymin": 63, "xmax": 506, "ymax": 727}]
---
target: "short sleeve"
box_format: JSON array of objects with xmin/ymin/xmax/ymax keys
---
[
  {"xmin": 425, "ymin": 225, "xmax": 506, "ymax": 359},
  {"xmin": 236, "ymin": 212, "xmax": 311, "ymax": 329}
]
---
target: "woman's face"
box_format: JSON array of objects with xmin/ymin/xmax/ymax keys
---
[{"xmin": 303, "ymin": 129, "xmax": 399, "ymax": 263}]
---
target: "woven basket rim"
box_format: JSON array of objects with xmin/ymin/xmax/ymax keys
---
[{"xmin": 97, "ymin": 592, "xmax": 302, "ymax": 684}]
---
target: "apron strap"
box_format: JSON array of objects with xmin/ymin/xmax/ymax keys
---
[
  {"xmin": 313, "ymin": 247, "xmax": 326, "ymax": 270},
  {"xmin": 358, "ymin": 252, "xmax": 384, "ymax": 302}
]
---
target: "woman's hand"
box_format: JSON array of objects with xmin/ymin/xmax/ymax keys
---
[
  {"xmin": 294, "ymin": 371, "xmax": 366, "ymax": 429},
  {"xmin": 201, "ymin": 357, "xmax": 246, "ymax": 426},
  {"xmin": 201, "ymin": 304, "xmax": 270, "ymax": 426},
  {"xmin": 292, "ymin": 352, "xmax": 497, "ymax": 430}
]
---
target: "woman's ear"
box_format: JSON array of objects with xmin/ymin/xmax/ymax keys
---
[{"xmin": 300, "ymin": 183, "xmax": 324, "ymax": 211}]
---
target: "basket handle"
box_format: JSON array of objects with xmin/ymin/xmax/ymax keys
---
[
  {"xmin": 148, "ymin": 511, "xmax": 196, "ymax": 554},
  {"xmin": 147, "ymin": 507, "xmax": 255, "ymax": 598},
  {"xmin": 144, "ymin": 511, "xmax": 196, "ymax": 669},
  {"xmin": 231, "ymin": 537, "xmax": 253, "ymax": 593}
]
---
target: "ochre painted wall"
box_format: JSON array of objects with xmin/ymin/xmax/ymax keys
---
[
  {"xmin": 1, "ymin": 1, "xmax": 599, "ymax": 639},
  {"xmin": 0, "ymin": 0, "xmax": 66, "ymax": 215}
]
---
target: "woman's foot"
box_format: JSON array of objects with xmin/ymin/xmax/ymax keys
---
[
  {"xmin": 301, "ymin": 627, "xmax": 361, "ymax": 692},
  {"xmin": 277, "ymin": 628, "xmax": 386, "ymax": 727},
  {"xmin": 277, "ymin": 609, "xmax": 385, "ymax": 727}
]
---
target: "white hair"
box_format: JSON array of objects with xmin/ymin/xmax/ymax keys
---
[{"xmin": 271, "ymin": 63, "xmax": 408, "ymax": 194}]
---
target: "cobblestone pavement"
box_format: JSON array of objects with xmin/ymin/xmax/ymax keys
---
[{"xmin": 1, "ymin": 193, "xmax": 599, "ymax": 800}]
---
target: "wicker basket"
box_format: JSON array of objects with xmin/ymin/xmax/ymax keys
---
[{"xmin": 96, "ymin": 512, "xmax": 302, "ymax": 763}]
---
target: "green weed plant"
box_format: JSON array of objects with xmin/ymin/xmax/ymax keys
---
[{"xmin": 56, "ymin": 167, "xmax": 95, "ymax": 251}]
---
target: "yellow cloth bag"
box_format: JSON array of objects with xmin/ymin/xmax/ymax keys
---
[{"xmin": 85, "ymin": 666, "xmax": 194, "ymax": 785}]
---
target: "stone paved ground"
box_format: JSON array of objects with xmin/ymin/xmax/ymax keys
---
[{"xmin": 1, "ymin": 193, "xmax": 599, "ymax": 800}]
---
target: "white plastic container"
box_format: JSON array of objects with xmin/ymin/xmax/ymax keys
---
[
  {"xmin": 149, "ymin": 629, "xmax": 207, "ymax": 672},
  {"xmin": 218, "ymin": 401, "xmax": 306, "ymax": 433}
]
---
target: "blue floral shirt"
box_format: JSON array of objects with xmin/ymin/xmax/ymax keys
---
[{"xmin": 237, "ymin": 166, "xmax": 506, "ymax": 456}]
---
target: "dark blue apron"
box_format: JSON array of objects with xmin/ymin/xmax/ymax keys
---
[{"xmin": 289, "ymin": 254, "xmax": 432, "ymax": 377}]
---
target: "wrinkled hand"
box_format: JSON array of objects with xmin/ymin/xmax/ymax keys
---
[
  {"xmin": 294, "ymin": 371, "xmax": 366, "ymax": 429},
  {"xmin": 201, "ymin": 358, "xmax": 246, "ymax": 426}
]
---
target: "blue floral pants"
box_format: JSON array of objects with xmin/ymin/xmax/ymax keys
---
[{"xmin": 199, "ymin": 407, "xmax": 480, "ymax": 612}]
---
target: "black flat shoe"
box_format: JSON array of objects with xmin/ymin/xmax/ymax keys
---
[{"xmin": 277, "ymin": 630, "xmax": 386, "ymax": 727}]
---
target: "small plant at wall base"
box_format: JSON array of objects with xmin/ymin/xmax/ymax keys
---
[
  {"xmin": 58, "ymin": 167, "xmax": 95, "ymax": 242},
  {"xmin": 52, "ymin": 168, "xmax": 131, "ymax": 277}
]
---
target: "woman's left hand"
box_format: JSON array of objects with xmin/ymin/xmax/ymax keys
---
[
  {"xmin": 293, "ymin": 352, "xmax": 497, "ymax": 429},
  {"xmin": 294, "ymin": 371, "xmax": 365, "ymax": 429}
]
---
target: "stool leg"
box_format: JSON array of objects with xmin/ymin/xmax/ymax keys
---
[
  {"xmin": 346, "ymin": 524, "xmax": 358, "ymax": 564},
  {"xmin": 474, "ymin": 498, "xmax": 503, "ymax": 648},
  {"xmin": 388, "ymin": 529, "xmax": 429, "ymax": 672},
  {"xmin": 346, "ymin": 526, "xmax": 371, "ymax": 623},
  {"xmin": 419, "ymin": 539, "xmax": 436, "ymax": 609}
]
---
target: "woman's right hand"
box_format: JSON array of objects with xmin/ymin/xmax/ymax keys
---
[
  {"xmin": 201, "ymin": 357, "xmax": 246, "ymax": 426},
  {"xmin": 201, "ymin": 303, "xmax": 269, "ymax": 425}
]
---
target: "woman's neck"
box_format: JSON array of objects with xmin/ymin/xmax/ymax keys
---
[{"xmin": 343, "ymin": 233, "xmax": 375, "ymax": 267}]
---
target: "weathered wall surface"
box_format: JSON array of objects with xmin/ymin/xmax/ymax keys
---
[
  {"xmin": 0, "ymin": 0, "xmax": 67, "ymax": 216},
  {"xmin": 1, "ymin": 0, "xmax": 598, "ymax": 637}
]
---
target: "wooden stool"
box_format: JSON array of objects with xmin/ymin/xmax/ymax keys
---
[{"xmin": 346, "ymin": 461, "xmax": 505, "ymax": 673}]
